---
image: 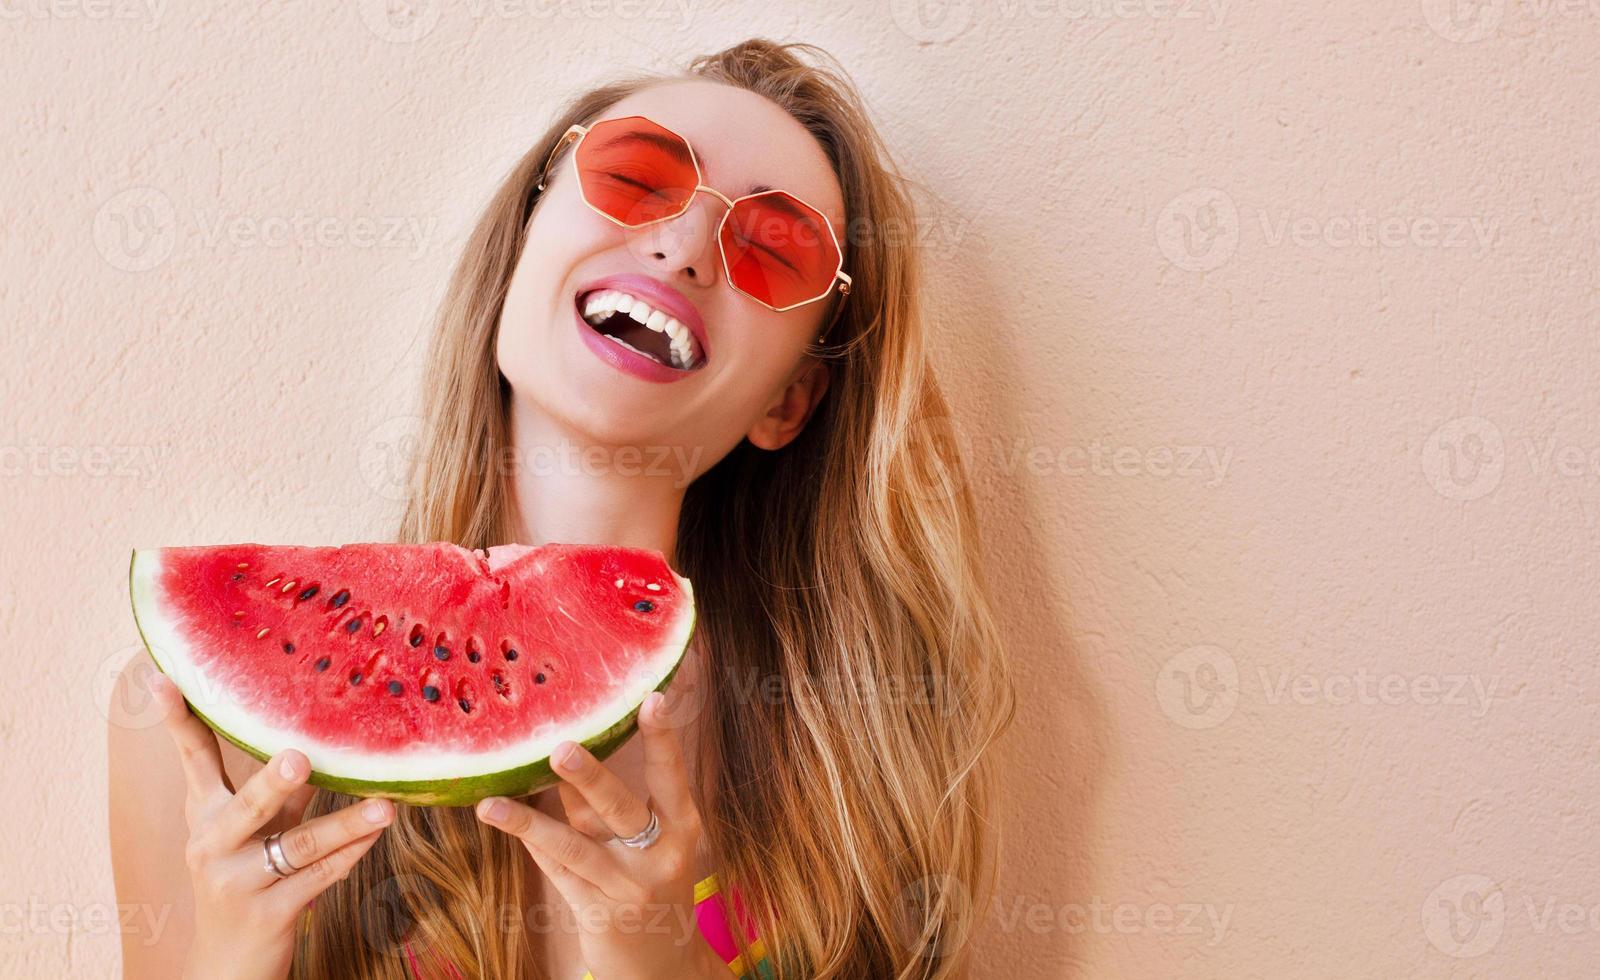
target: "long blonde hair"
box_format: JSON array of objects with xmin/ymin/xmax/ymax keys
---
[{"xmin": 293, "ymin": 38, "xmax": 1015, "ymax": 979}]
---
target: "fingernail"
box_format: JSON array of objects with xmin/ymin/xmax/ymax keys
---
[
  {"xmin": 645, "ymin": 691, "xmax": 665, "ymax": 717},
  {"xmin": 279, "ymin": 753, "xmax": 302, "ymax": 780},
  {"xmin": 479, "ymin": 798, "xmax": 508, "ymax": 821},
  {"xmin": 363, "ymin": 800, "xmax": 390, "ymax": 824},
  {"xmin": 558, "ymin": 742, "xmax": 583, "ymax": 770}
]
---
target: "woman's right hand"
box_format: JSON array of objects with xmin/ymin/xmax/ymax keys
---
[{"xmin": 149, "ymin": 671, "xmax": 395, "ymax": 980}]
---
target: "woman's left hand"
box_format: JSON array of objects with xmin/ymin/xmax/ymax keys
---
[{"xmin": 474, "ymin": 690, "xmax": 726, "ymax": 980}]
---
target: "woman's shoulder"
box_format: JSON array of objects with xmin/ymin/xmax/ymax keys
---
[
  {"xmin": 107, "ymin": 649, "xmax": 278, "ymax": 976},
  {"xmin": 112, "ymin": 646, "xmax": 270, "ymax": 785}
]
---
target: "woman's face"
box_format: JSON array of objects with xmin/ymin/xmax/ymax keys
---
[{"xmin": 496, "ymin": 80, "xmax": 845, "ymax": 472}]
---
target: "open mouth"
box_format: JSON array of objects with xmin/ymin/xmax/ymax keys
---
[{"xmin": 576, "ymin": 289, "xmax": 704, "ymax": 371}]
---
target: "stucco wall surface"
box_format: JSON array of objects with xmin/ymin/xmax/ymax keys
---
[{"xmin": 2, "ymin": 1, "xmax": 1597, "ymax": 976}]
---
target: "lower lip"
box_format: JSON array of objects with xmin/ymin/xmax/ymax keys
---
[{"xmin": 573, "ymin": 299, "xmax": 698, "ymax": 383}]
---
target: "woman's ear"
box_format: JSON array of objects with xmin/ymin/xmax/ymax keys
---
[{"xmin": 746, "ymin": 359, "xmax": 831, "ymax": 451}]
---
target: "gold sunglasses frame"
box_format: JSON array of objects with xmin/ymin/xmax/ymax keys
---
[{"xmin": 536, "ymin": 115, "xmax": 853, "ymax": 315}]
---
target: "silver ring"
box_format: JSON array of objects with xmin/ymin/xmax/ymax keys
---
[
  {"xmin": 611, "ymin": 807, "xmax": 661, "ymax": 850},
  {"xmin": 262, "ymin": 831, "xmax": 299, "ymax": 878}
]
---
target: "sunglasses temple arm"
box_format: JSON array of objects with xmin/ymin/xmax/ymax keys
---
[
  {"xmin": 536, "ymin": 126, "xmax": 584, "ymax": 192},
  {"xmin": 817, "ymin": 273, "xmax": 853, "ymax": 344}
]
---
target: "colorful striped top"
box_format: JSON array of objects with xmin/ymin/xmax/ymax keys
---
[{"xmin": 397, "ymin": 872, "xmax": 772, "ymax": 979}]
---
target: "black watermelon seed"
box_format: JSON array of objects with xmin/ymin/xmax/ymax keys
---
[
  {"xmin": 422, "ymin": 685, "xmax": 441, "ymax": 702},
  {"xmin": 349, "ymin": 672, "xmax": 362, "ymax": 685},
  {"xmin": 505, "ymin": 648, "xmax": 519, "ymax": 661},
  {"xmin": 345, "ymin": 618, "xmax": 362, "ymax": 634},
  {"xmin": 468, "ymin": 650, "xmax": 481, "ymax": 663},
  {"xmin": 534, "ymin": 672, "xmax": 546, "ymax": 684},
  {"xmin": 387, "ymin": 680, "xmax": 403, "ymax": 695},
  {"xmin": 458, "ymin": 698, "xmax": 472, "ymax": 713},
  {"xmin": 633, "ymin": 599, "xmax": 654, "ymax": 613},
  {"xmin": 409, "ymin": 632, "xmax": 424, "ymax": 647},
  {"xmin": 314, "ymin": 657, "xmax": 330, "ymax": 672},
  {"xmin": 282, "ymin": 641, "xmax": 295, "ymax": 654},
  {"xmin": 298, "ymin": 585, "xmax": 319, "ymax": 601},
  {"xmin": 231, "ymin": 572, "xmax": 243, "ymax": 581},
  {"xmin": 330, "ymin": 590, "xmax": 350, "ymax": 609},
  {"xmin": 433, "ymin": 645, "xmax": 450, "ymax": 661}
]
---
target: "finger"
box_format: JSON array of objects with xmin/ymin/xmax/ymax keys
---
[
  {"xmin": 639, "ymin": 691, "xmax": 699, "ymax": 827},
  {"xmin": 521, "ymin": 837, "xmax": 609, "ymax": 913},
  {"xmin": 280, "ymin": 783, "xmax": 316, "ymax": 827},
  {"xmin": 208, "ymin": 749, "xmax": 312, "ymax": 850},
  {"xmin": 475, "ymin": 796, "xmax": 637, "ymax": 903},
  {"xmin": 224, "ymin": 797, "xmax": 394, "ymax": 890},
  {"xmin": 151, "ymin": 672, "xmax": 230, "ymax": 811},
  {"xmin": 550, "ymin": 740, "xmax": 653, "ymax": 841},
  {"xmin": 557, "ymin": 781, "xmax": 612, "ymax": 840},
  {"xmin": 263, "ymin": 828, "xmax": 385, "ymax": 920}
]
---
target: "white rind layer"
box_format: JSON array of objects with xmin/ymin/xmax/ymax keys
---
[{"xmin": 128, "ymin": 548, "xmax": 693, "ymax": 784}]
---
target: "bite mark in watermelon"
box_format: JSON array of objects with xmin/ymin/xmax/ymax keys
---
[{"xmin": 128, "ymin": 542, "xmax": 694, "ymax": 806}]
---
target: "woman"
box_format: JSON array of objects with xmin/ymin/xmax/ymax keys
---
[{"xmin": 110, "ymin": 38, "xmax": 1015, "ymax": 979}]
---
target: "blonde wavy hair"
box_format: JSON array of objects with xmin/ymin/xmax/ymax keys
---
[{"xmin": 292, "ymin": 38, "xmax": 1015, "ymax": 980}]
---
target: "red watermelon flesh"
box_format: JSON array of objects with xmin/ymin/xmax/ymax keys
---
[{"xmin": 129, "ymin": 542, "xmax": 694, "ymax": 805}]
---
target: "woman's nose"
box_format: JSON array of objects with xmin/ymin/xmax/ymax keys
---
[{"xmin": 626, "ymin": 190, "xmax": 725, "ymax": 288}]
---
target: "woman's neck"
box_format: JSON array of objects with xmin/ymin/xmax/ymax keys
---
[{"xmin": 504, "ymin": 402, "xmax": 686, "ymax": 562}]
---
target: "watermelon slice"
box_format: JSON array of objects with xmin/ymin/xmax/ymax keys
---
[{"xmin": 128, "ymin": 542, "xmax": 694, "ymax": 806}]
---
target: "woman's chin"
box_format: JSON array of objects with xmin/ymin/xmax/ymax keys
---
[{"xmin": 515, "ymin": 395, "xmax": 691, "ymax": 462}]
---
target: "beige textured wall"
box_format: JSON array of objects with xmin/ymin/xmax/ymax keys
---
[{"xmin": 4, "ymin": 1, "xmax": 1598, "ymax": 976}]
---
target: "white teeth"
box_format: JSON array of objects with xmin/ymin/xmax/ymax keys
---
[
  {"xmin": 663, "ymin": 317, "xmax": 686, "ymax": 346},
  {"xmin": 579, "ymin": 288, "xmax": 703, "ymax": 369}
]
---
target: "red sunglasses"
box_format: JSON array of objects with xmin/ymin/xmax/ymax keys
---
[{"xmin": 536, "ymin": 115, "xmax": 853, "ymax": 314}]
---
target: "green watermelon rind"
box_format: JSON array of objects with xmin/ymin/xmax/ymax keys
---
[{"xmin": 127, "ymin": 547, "xmax": 694, "ymax": 808}]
